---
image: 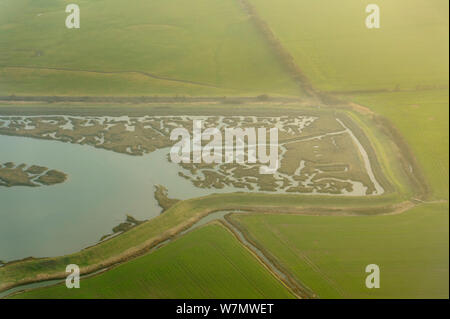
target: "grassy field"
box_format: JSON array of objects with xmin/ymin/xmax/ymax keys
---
[
  {"xmin": 10, "ymin": 223, "xmax": 294, "ymax": 298},
  {"xmin": 0, "ymin": 0, "xmax": 299, "ymax": 96},
  {"xmin": 230, "ymin": 203, "xmax": 449, "ymax": 299},
  {"xmin": 248, "ymin": 0, "xmax": 448, "ymax": 92}
]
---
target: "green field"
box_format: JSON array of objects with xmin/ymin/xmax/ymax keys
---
[
  {"xmin": 0, "ymin": 0, "xmax": 299, "ymax": 96},
  {"xmin": 230, "ymin": 203, "xmax": 449, "ymax": 299},
  {"xmin": 249, "ymin": 0, "xmax": 449, "ymax": 92},
  {"xmin": 10, "ymin": 223, "xmax": 293, "ymax": 298}
]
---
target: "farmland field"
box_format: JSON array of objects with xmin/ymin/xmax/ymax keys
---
[
  {"xmin": 248, "ymin": 0, "xmax": 449, "ymax": 92},
  {"xmin": 9, "ymin": 223, "xmax": 294, "ymax": 298},
  {"xmin": 229, "ymin": 203, "xmax": 449, "ymax": 299},
  {"xmin": 0, "ymin": 0, "xmax": 299, "ymax": 96}
]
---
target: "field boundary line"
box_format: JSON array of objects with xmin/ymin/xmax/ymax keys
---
[
  {"xmin": 1, "ymin": 65, "xmax": 223, "ymax": 89},
  {"xmin": 218, "ymin": 219, "xmax": 311, "ymax": 299}
]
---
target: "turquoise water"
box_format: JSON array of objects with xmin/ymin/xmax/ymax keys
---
[{"xmin": 0, "ymin": 135, "xmax": 239, "ymax": 262}]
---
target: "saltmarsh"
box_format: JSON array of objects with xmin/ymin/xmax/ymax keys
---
[
  {"xmin": 0, "ymin": 162, "xmax": 66, "ymax": 187},
  {"xmin": 0, "ymin": 109, "xmax": 390, "ymax": 196}
]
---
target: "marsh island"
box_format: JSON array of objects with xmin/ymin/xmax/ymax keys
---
[{"xmin": 0, "ymin": 162, "xmax": 67, "ymax": 187}]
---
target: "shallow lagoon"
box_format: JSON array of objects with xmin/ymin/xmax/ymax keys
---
[{"xmin": 0, "ymin": 135, "xmax": 240, "ymax": 262}]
